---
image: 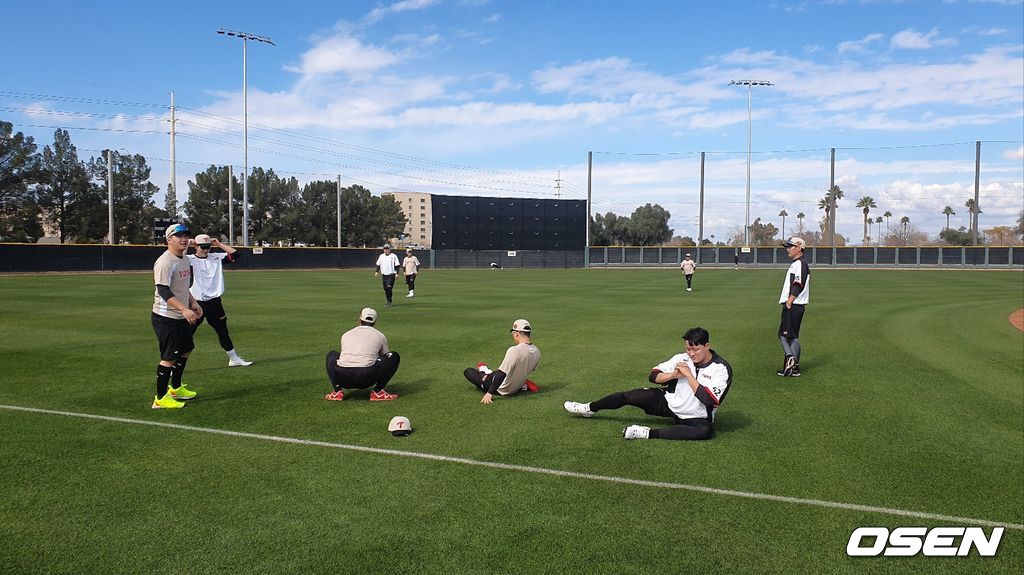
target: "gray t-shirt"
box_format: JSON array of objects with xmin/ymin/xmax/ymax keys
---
[
  {"xmin": 152, "ymin": 250, "xmax": 192, "ymax": 319},
  {"xmin": 337, "ymin": 325, "xmax": 389, "ymax": 368},
  {"xmin": 496, "ymin": 342, "xmax": 541, "ymax": 395}
]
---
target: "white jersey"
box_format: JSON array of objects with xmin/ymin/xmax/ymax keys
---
[
  {"xmin": 778, "ymin": 258, "xmax": 811, "ymax": 305},
  {"xmin": 376, "ymin": 253, "xmax": 399, "ymax": 275},
  {"xmin": 653, "ymin": 352, "xmax": 732, "ymax": 421},
  {"xmin": 187, "ymin": 252, "xmax": 230, "ymax": 301}
]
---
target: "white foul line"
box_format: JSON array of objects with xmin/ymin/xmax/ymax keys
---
[{"xmin": 2, "ymin": 403, "xmax": 1020, "ymax": 531}]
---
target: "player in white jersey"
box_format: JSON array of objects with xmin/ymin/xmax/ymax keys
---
[
  {"xmin": 777, "ymin": 237, "xmax": 810, "ymax": 377},
  {"xmin": 374, "ymin": 244, "xmax": 400, "ymax": 307},
  {"xmin": 186, "ymin": 233, "xmax": 251, "ymax": 367},
  {"xmin": 680, "ymin": 253, "xmax": 696, "ymax": 291},
  {"xmin": 564, "ymin": 327, "xmax": 733, "ymax": 440},
  {"xmin": 402, "ymin": 247, "xmax": 421, "ymax": 298},
  {"xmin": 150, "ymin": 223, "xmax": 203, "ymax": 409}
]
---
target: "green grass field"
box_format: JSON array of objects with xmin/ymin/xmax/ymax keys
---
[{"xmin": 1, "ymin": 267, "xmax": 1021, "ymax": 574}]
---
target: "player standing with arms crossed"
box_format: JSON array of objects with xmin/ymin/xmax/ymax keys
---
[
  {"xmin": 150, "ymin": 223, "xmax": 202, "ymax": 409},
  {"xmin": 187, "ymin": 233, "xmax": 252, "ymax": 367},
  {"xmin": 374, "ymin": 245, "xmax": 400, "ymax": 307},
  {"xmin": 777, "ymin": 237, "xmax": 810, "ymax": 377}
]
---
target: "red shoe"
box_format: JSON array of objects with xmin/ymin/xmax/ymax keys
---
[
  {"xmin": 525, "ymin": 379, "xmax": 539, "ymax": 392},
  {"xmin": 370, "ymin": 390, "xmax": 398, "ymax": 401},
  {"xmin": 324, "ymin": 390, "xmax": 345, "ymax": 401}
]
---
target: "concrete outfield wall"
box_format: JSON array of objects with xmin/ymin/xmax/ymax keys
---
[{"xmin": 0, "ymin": 244, "xmax": 584, "ymax": 272}]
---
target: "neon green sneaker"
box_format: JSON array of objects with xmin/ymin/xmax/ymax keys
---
[
  {"xmin": 152, "ymin": 393, "xmax": 185, "ymax": 409},
  {"xmin": 168, "ymin": 384, "xmax": 197, "ymax": 401}
]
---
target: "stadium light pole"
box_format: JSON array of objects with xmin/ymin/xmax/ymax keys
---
[
  {"xmin": 729, "ymin": 80, "xmax": 772, "ymax": 247},
  {"xmin": 217, "ymin": 28, "xmax": 275, "ymax": 247}
]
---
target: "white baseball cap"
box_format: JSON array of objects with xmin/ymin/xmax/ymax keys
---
[
  {"xmin": 164, "ymin": 223, "xmax": 189, "ymax": 239},
  {"xmin": 360, "ymin": 307, "xmax": 378, "ymax": 324},
  {"xmin": 510, "ymin": 319, "xmax": 531, "ymax": 334},
  {"xmin": 194, "ymin": 234, "xmax": 212, "ymax": 245},
  {"xmin": 783, "ymin": 237, "xmax": 806, "ymax": 249},
  {"xmin": 388, "ymin": 416, "xmax": 413, "ymax": 436}
]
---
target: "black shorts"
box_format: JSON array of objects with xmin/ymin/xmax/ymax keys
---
[
  {"xmin": 778, "ymin": 304, "xmax": 806, "ymax": 339},
  {"xmin": 196, "ymin": 297, "xmax": 226, "ymax": 324},
  {"xmin": 152, "ymin": 312, "xmax": 195, "ymax": 362}
]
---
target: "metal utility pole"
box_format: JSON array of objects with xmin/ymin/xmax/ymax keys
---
[
  {"xmin": 217, "ymin": 28, "xmax": 275, "ymax": 247},
  {"xmin": 729, "ymin": 80, "xmax": 772, "ymax": 247},
  {"xmin": 698, "ymin": 151, "xmax": 705, "ymax": 262},
  {"xmin": 973, "ymin": 141, "xmax": 981, "ymax": 246},
  {"xmin": 107, "ymin": 150, "xmax": 114, "ymax": 244},
  {"xmin": 555, "ymin": 171, "xmax": 562, "ymax": 199},
  {"xmin": 169, "ymin": 91, "xmax": 176, "ymax": 218},
  {"xmin": 337, "ymin": 175, "xmax": 343, "ymax": 248},
  {"xmin": 228, "ymin": 165, "xmax": 234, "ymax": 245},
  {"xmin": 585, "ymin": 151, "xmax": 592, "ymax": 269}
]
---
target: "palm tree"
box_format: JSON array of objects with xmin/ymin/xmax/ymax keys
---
[
  {"xmin": 856, "ymin": 196, "xmax": 876, "ymax": 244},
  {"xmin": 900, "ymin": 216, "xmax": 910, "ymax": 233},
  {"xmin": 778, "ymin": 209, "xmax": 788, "ymax": 239},
  {"xmin": 965, "ymin": 198, "xmax": 982, "ymax": 232},
  {"xmin": 825, "ymin": 185, "xmax": 843, "ymax": 242},
  {"xmin": 875, "ymin": 216, "xmax": 884, "ymax": 243},
  {"xmin": 796, "ymin": 212, "xmax": 805, "ymax": 233},
  {"xmin": 941, "ymin": 205, "xmax": 955, "ymax": 230},
  {"xmin": 883, "ymin": 210, "xmax": 892, "ymax": 231}
]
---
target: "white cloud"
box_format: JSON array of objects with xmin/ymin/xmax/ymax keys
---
[
  {"xmin": 1003, "ymin": 145, "xmax": 1024, "ymax": 161},
  {"xmin": 890, "ymin": 28, "xmax": 959, "ymax": 50},
  {"xmin": 363, "ymin": 0, "xmax": 441, "ymax": 26},
  {"xmin": 286, "ymin": 36, "xmax": 400, "ymax": 77},
  {"xmin": 838, "ymin": 33, "xmax": 885, "ymax": 54}
]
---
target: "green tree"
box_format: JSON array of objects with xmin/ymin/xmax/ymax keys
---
[
  {"xmin": 295, "ymin": 179, "xmax": 340, "ymax": 246},
  {"xmin": 1016, "ymin": 210, "xmax": 1024, "ymax": 241},
  {"xmin": 247, "ymin": 167, "xmax": 300, "ymax": 245},
  {"xmin": 38, "ymin": 129, "xmax": 91, "ymax": 243},
  {"xmin": 88, "ymin": 151, "xmax": 161, "ymax": 244},
  {"xmin": 874, "ymin": 216, "xmax": 883, "ymax": 244},
  {"xmin": 625, "ymin": 203, "xmax": 672, "ymax": 245},
  {"xmin": 939, "ymin": 226, "xmax": 972, "ymax": 246},
  {"xmin": 165, "ymin": 183, "xmax": 177, "ymax": 218},
  {"xmin": 778, "ymin": 209, "xmax": 788, "ymax": 239},
  {"xmin": 883, "ymin": 211, "xmax": 892, "ymax": 232},
  {"xmin": 941, "ymin": 205, "xmax": 955, "ymax": 231},
  {"xmin": 855, "ymin": 196, "xmax": 876, "ymax": 243},
  {"xmin": 0, "ymin": 121, "xmax": 42, "ymax": 241},
  {"xmin": 796, "ymin": 212, "xmax": 805, "ymax": 233},
  {"xmin": 964, "ymin": 198, "xmax": 982, "ymax": 234},
  {"xmin": 183, "ymin": 165, "xmax": 240, "ymax": 238},
  {"xmin": 748, "ymin": 217, "xmax": 779, "ymax": 246}
]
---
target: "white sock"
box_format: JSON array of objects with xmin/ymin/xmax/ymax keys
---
[{"xmin": 227, "ymin": 349, "xmax": 240, "ymax": 360}]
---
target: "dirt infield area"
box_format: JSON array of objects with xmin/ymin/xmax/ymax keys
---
[{"xmin": 1011, "ymin": 308, "xmax": 1024, "ymax": 332}]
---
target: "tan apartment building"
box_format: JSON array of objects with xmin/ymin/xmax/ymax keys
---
[{"xmin": 389, "ymin": 192, "xmax": 433, "ymax": 248}]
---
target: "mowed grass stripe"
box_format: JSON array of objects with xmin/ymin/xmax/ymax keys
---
[{"xmin": 4, "ymin": 403, "xmax": 1021, "ymax": 531}]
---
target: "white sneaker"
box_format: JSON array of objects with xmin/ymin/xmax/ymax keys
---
[
  {"xmin": 228, "ymin": 357, "xmax": 253, "ymax": 367},
  {"xmin": 476, "ymin": 363, "xmax": 493, "ymax": 375},
  {"xmin": 563, "ymin": 401, "xmax": 594, "ymax": 418},
  {"xmin": 623, "ymin": 425, "xmax": 651, "ymax": 440},
  {"xmin": 406, "ymin": 291, "xmax": 414, "ymax": 298},
  {"xmin": 686, "ymin": 288, "xmax": 692, "ymax": 292}
]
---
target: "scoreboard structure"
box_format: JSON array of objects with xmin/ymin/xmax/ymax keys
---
[{"xmin": 431, "ymin": 195, "xmax": 587, "ymax": 251}]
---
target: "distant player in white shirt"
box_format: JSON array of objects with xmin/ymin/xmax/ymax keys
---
[
  {"xmin": 187, "ymin": 234, "xmax": 252, "ymax": 367},
  {"xmin": 402, "ymin": 247, "xmax": 421, "ymax": 298},
  {"xmin": 777, "ymin": 237, "xmax": 810, "ymax": 377},
  {"xmin": 374, "ymin": 244, "xmax": 400, "ymax": 307},
  {"xmin": 680, "ymin": 253, "xmax": 696, "ymax": 291},
  {"xmin": 564, "ymin": 327, "xmax": 733, "ymax": 440}
]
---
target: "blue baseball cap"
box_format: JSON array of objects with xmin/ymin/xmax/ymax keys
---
[{"xmin": 164, "ymin": 223, "xmax": 190, "ymax": 239}]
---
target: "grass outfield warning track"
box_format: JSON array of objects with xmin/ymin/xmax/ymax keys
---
[{"xmin": 0, "ymin": 268, "xmax": 1021, "ymax": 574}]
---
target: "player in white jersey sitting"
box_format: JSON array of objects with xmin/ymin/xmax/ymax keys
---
[
  {"xmin": 564, "ymin": 327, "xmax": 732, "ymax": 440},
  {"xmin": 187, "ymin": 234, "xmax": 252, "ymax": 367}
]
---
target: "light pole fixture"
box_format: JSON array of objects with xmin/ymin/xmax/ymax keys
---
[
  {"xmin": 217, "ymin": 28, "xmax": 275, "ymax": 247},
  {"xmin": 729, "ymin": 79, "xmax": 772, "ymax": 247}
]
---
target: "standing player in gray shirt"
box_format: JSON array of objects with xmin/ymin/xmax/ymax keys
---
[
  {"xmin": 324, "ymin": 307, "xmax": 400, "ymax": 401},
  {"xmin": 463, "ymin": 319, "xmax": 541, "ymax": 404}
]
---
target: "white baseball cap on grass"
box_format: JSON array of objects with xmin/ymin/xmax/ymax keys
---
[{"xmin": 388, "ymin": 416, "xmax": 413, "ymax": 436}]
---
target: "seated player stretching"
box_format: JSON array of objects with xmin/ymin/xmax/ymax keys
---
[{"xmin": 564, "ymin": 326, "xmax": 732, "ymax": 440}]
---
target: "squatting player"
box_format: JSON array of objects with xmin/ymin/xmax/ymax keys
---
[
  {"xmin": 564, "ymin": 327, "xmax": 732, "ymax": 440},
  {"xmin": 150, "ymin": 223, "xmax": 202, "ymax": 409},
  {"xmin": 777, "ymin": 237, "xmax": 810, "ymax": 377}
]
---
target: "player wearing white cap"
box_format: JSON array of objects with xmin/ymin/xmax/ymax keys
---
[
  {"xmin": 150, "ymin": 223, "xmax": 202, "ymax": 409},
  {"xmin": 777, "ymin": 237, "xmax": 810, "ymax": 377},
  {"xmin": 324, "ymin": 307, "xmax": 400, "ymax": 401},
  {"xmin": 680, "ymin": 253, "xmax": 696, "ymax": 292},
  {"xmin": 186, "ymin": 233, "xmax": 252, "ymax": 367},
  {"xmin": 374, "ymin": 245, "xmax": 400, "ymax": 307},
  {"xmin": 564, "ymin": 327, "xmax": 732, "ymax": 440},
  {"xmin": 463, "ymin": 319, "xmax": 541, "ymax": 404}
]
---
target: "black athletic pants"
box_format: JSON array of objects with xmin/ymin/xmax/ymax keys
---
[
  {"xmin": 590, "ymin": 387, "xmax": 714, "ymax": 440},
  {"xmin": 685, "ymin": 274, "xmax": 693, "ymax": 288},
  {"xmin": 191, "ymin": 297, "xmax": 234, "ymax": 351},
  {"xmin": 405, "ymin": 273, "xmax": 416, "ymax": 292},
  {"xmin": 325, "ymin": 351, "xmax": 400, "ymax": 392},
  {"xmin": 381, "ymin": 274, "xmax": 396, "ymax": 303},
  {"xmin": 463, "ymin": 367, "xmax": 508, "ymax": 395}
]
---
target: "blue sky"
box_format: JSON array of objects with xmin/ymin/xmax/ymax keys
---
[{"xmin": 2, "ymin": 0, "xmax": 1022, "ymax": 242}]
